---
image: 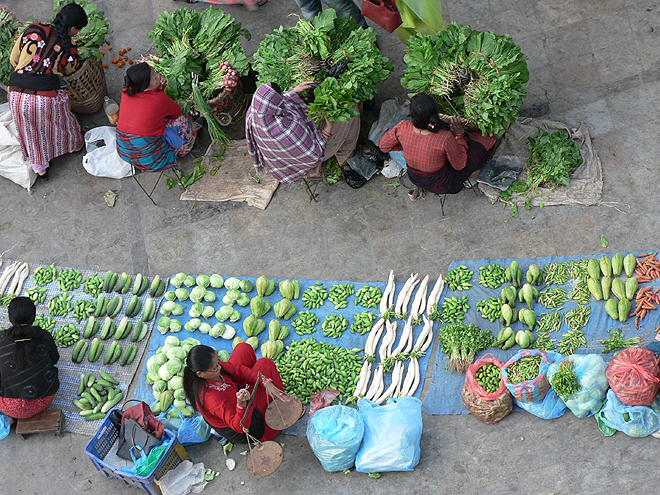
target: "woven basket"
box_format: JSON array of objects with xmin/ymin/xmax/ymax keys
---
[
  {"xmin": 67, "ymin": 59, "xmax": 107, "ymax": 114},
  {"xmin": 462, "ymin": 384, "xmax": 512, "ymax": 425},
  {"xmin": 208, "ymin": 79, "xmax": 248, "ymax": 126}
]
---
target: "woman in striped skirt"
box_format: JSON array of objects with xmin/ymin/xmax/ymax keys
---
[{"xmin": 7, "ymin": 3, "xmax": 88, "ymax": 181}]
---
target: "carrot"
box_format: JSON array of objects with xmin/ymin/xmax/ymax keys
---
[
  {"xmin": 127, "ymin": 46, "xmax": 131, "ymax": 51},
  {"xmin": 100, "ymin": 50, "xmax": 104, "ymax": 55},
  {"xmin": 107, "ymin": 45, "xmax": 112, "ymax": 50},
  {"xmin": 128, "ymin": 59, "xmax": 133, "ymax": 64},
  {"xmin": 103, "ymin": 63, "xmax": 108, "ymax": 68},
  {"xmin": 111, "ymin": 58, "xmax": 117, "ymax": 63}
]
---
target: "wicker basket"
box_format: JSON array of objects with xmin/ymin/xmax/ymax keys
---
[
  {"xmin": 462, "ymin": 384, "xmax": 512, "ymax": 425},
  {"xmin": 67, "ymin": 59, "xmax": 107, "ymax": 114},
  {"xmin": 208, "ymin": 78, "xmax": 248, "ymax": 126}
]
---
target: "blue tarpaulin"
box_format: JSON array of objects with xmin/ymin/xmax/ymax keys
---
[
  {"xmin": 423, "ymin": 252, "xmax": 660, "ymax": 416},
  {"xmin": 133, "ymin": 275, "xmax": 435, "ymax": 436}
]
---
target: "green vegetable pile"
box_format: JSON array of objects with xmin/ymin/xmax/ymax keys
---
[
  {"xmin": 0, "ymin": 8, "xmax": 20, "ymax": 86},
  {"xmin": 550, "ymin": 360, "xmax": 581, "ymax": 400},
  {"xmin": 401, "ymin": 23, "xmax": 529, "ymax": 136},
  {"xmin": 505, "ymin": 355, "xmax": 541, "ymax": 384},
  {"xmin": 525, "ymin": 130, "xmax": 583, "ymax": 192},
  {"xmin": 438, "ymin": 323, "xmax": 494, "ymax": 373},
  {"xmin": 600, "ymin": 328, "xmax": 640, "ymax": 353},
  {"xmin": 54, "ymin": 0, "xmax": 112, "ymax": 62},
  {"xmin": 253, "ymin": 9, "xmax": 392, "ymax": 123}
]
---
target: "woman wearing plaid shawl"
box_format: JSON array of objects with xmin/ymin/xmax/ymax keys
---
[{"xmin": 245, "ymin": 81, "xmax": 360, "ymax": 184}]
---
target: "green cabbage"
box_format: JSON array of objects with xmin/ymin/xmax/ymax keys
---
[
  {"xmin": 236, "ymin": 292, "xmax": 250, "ymax": 306},
  {"xmin": 153, "ymin": 380, "xmax": 168, "ymax": 393},
  {"xmin": 224, "ymin": 277, "xmax": 241, "ymax": 290},
  {"xmin": 158, "ymin": 363, "xmax": 174, "ymax": 381},
  {"xmin": 174, "ymin": 389, "xmax": 187, "ymax": 401},
  {"xmin": 184, "ymin": 276, "xmax": 196, "ymax": 287},
  {"xmin": 230, "ymin": 310, "xmax": 241, "ymax": 323},
  {"xmin": 164, "ymin": 335, "xmax": 180, "ymax": 346},
  {"xmin": 210, "ymin": 274, "xmax": 224, "ymax": 289},
  {"xmin": 167, "ymin": 347, "xmax": 187, "ymax": 361},
  {"xmin": 218, "ymin": 349, "xmax": 230, "ymax": 361},
  {"xmin": 222, "ymin": 325, "xmax": 237, "ymax": 340},
  {"xmin": 167, "ymin": 358, "xmax": 184, "ymax": 375},
  {"xmin": 185, "ymin": 318, "xmax": 201, "ymax": 332},
  {"xmin": 175, "ymin": 288, "xmax": 190, "ymax": 301},
  {"xmin": 240, "ymin": 280, "xmax": 254, "ymax": 292},
  {"xmin": 190, "ymin": 286, "xmax": 207, "ymax": 303},
  {"xmin": 164, "ymin": 291, "xmax": 177, "ymax": 301},
  {"xmin": 196, "ymin": 274, "xmax": 211, "ymax": 288},
  {"xmin": 210, "ymin": 323, "xmax": 226, "ymax": 338},
  {"xmin": 170, "ymin": 320, "xmax": 183, "ymax": 333},
  {"xmin": 183, "ymin": 337, "xmax": 201, "ymax": 347},
  {"xmin": 171, "ymin": 273, "xmax": 187, "ymax": 288},
  {"xmin": 216, "ymin": 306, "xmax": 234, "ymax": 322},
  {"xmin": 154, "ymin": 353, "xmax": 168, "ymax": 367},
  {"xmin": 199, "ymin": 322, "xmax": 212, "ymax": 334},
  {"xmin": 202, "ymin": 306, "xmax": 215, "ymax": 319},
  {"xmin": 189, "ymin": 302, "xmax": 204, "ymax": 318},
  {"xmin": 203, "ymin": 291, "xmax": 217, "ymax": 303},
  {"xmin": 170, "ymin": 375, "xmax": 184, "ymax": 390},
  {"xmin": 171, "ymin": 304, "xmax": 184, "ymax": 316},
  {"xmin": 173, "ymin": 399, "xmax": 188, "ymax": 410},
  {"xmin": 222, "ymin": 294, "xmax": 235, "ymax": 306}
]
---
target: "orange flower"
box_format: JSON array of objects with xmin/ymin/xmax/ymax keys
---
[
  {"xmin": 103, "ymin": 63, "xmax": 108, "ymax": 68},
  {"xmin": 118, "ymin": 62, "xmax": 124, "ymax": 68},
  {"xmin": 127, "ymin": 46, "xmax": 131, "ymax": 51},
  {"xmin": 124, "ymin": 56, "xmax": 128, "ymax": 60},
  {"xmin": 100, "ymin": 50, "xmax": 104, "ymax": 55},
  {"xmin": 111, "ymin": 58, "xmax": 117, "ymax": 63},
  {"xmin": 128, "ymin": 59, "xmax": 133, "ymax": 64},
  {"xmin": 107, "ymin": 46, "xmax": 111, "ymax": 50}
]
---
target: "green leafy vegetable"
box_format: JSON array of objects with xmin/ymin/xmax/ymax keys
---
[
  {"xmin": 401, "ymin": 23, "xmax": 529, "ymax": 136},
  {"xmin": 525, "ymin": 129, "xmax": 583, "ymax": 192},
  {"xmin": 0, "ymin": 8, "xmax": 20, "ymax": 85},
  {"xmin": 438, "ymin": 322, "xmax": 494, "ymax": 373},
  {"xmin": 54, "ymin": 0, "xmax": 112, "ymax": 62}
]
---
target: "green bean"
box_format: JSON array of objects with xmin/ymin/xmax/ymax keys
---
[
  {"xmin": 536, "ymin": 312, "xmax": 563, "ymax": 333},
  {"xmin": 302, "ymin": 285, "xmax": 328, "ymax": 309},
  {"xmin": 48, "ymin": 292, "xmax": 73, "ymax": 316},
  {"xmin": 569, "ymin": 280, "xmax": 590, "ymax": 305},
  {"xmin": 532, "ymin": 331, "xmax": 556, "ymax": 351},
  {"xmin": 322, "ymin": 314, "xmax": 349, "ymax": 338},
  {"xmin": 52, "ymin": 323, "xmax": 80, "ymax": 348},
  {"xmin": 445, "ymin": 265, "xmax": 473, "ymax": 291},
  {"xmin": 291, "ymin": 310, "xmax": 319, "ymax": 335},
  {"xmin": 550, "ymin": 360, "xmax": 581, "ymax": 400},
  {"xmin": 558, "ymin": 328, "xmax": 587, "ymax": 355},
  {"xmin": 538, "ymin": 287, "xmax": 568, "ymax": 309},
  {"xmin": 543, "ymin": 262, "xmax": 570, "ymax": 285},
  {"xmin": 355, "ymin": 285, "xmax": 381, "ymax": 308},
  {"xmin": 328, "ymin": 283, "xmax": 355, "ymax": 309},
  {"xmin": 564, "ymin": 305, "xmax": 591, "ymax": 331},
  {"xmin": 72, "ymin": 299, "xmax": 97, "ymax": 323},
  {"xmin": 505, "ymin": 355, "xmax": 542, "ymax": 384},
  {"xmin": 34, "ymin": 314, "xmax": 56, "ymax": 332},
  {"xmin": 478, "ymin": 264, "xmax": 506, "ymax": 289}
]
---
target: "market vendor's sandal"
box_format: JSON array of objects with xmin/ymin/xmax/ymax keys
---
[
  {"xmin": 463, "ymin": 179, "xmax": 477, "ymax": 189},
  {"xmin": 39, "ymin": 169, "xmax": 50, "ymax": 182},
  {"xmin": 408, "ymin": 186, "xmax": 422, "ymax": 201}
]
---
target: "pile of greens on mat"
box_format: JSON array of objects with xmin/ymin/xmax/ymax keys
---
[
  {"xmin": 54, "ymin": 0, "xmax": 112, "ymax": 62},
  {"xmin": 525, "ymin": 129, "xmax": 583, "ymax": 192},
  {"xmin": 401, "ymin": 22, "xmax": 529, "ymax": 136},
  {"xmin": 252, "ymin": 9, "xmax": 392, "ymax": 123},
  {"xmin": 148, "ymin": 6, "xmax": 250, "ymax": 145}
]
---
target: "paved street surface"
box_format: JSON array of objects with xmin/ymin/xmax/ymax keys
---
[{"xmin": 1, "ymin": 0, "xmax": 659, "ymax": 493}]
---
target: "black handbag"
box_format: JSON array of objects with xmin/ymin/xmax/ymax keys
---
[{"xmin": 116, "ymin": 417, "xmax": 163, "ymax": 460}]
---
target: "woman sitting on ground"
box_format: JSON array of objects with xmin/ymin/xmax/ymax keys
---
[
  {"xmin": 245, "ymin": 81, "xmax": 360, "ymax": 184},
  {"xmin": 0, "ymin": 297, "xmax": 59, "ymax": 419},
  {"xmin": 7, "ymin": 3, "xmax": 88, "ymax": 182},
  {"xmin": 379, "ymin": 93, "xmax": 500, "ymax": 199},
  {"xmin": 116, "ymin": 62, "xmax": 196, "ymax": 172},
  {"xmin": 183, "ymin": 343, "xmax": 290, "ymax": 443}
]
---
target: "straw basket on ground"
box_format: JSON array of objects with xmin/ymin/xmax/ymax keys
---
[
  {"xmin": 208, "ymin": 78, "xmax": 248, "ymax": 126},
  {"xmin": 66, "ymin": 59, "xmax": 107, "ymax": 114}
]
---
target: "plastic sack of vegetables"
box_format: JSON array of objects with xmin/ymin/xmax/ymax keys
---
[
  {"xmin": 306, "ymin": 405, "xmax": 364, "ymax": 472},
  {"xmin": 158, "ymin": 406, "xmax": 212, "ymax": 447},
  {"xmin": 547, "ymin": 354, "xmax": 608, "ymax": 418},
  {"xmin": 502, "ymin": 350, "xmax": 562, "ymax": 403},
  {"xmin": 605, "ymin": 347, "xmax": 660, "ymax": 406},
  {"xmin": 462, "ymin": 353, "xmax": 512, "ymax": 425},
  {"xmin": 598, "ymin": 389, "xmax": 660, "ymax": 437},
  {"xmin": 355, "ymin": 397, "xmax": 422, "ymax": 473},
  {"xmin": 513, "ymin": 388, "xmax": 567, "ymax": 420},
  {"xmin": 0, "ymin": 412, "xmax": 10, "ymax": 440}
]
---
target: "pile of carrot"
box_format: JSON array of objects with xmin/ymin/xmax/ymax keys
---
[
  {"xmin": 630, "ymin": 286, "xmax": 660, "ymax": 329},
  {"xmin": 635, "ymin": 251, "xmax": 660, "ymax": 282},
  {"xmin": 101, "ymin": 45, "xmax": 132, "ymax": 69}
]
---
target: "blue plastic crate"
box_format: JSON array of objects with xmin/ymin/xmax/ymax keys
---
[{"xmin": 85, "ymin": 409, "xmax": 189, "ymax": 495}]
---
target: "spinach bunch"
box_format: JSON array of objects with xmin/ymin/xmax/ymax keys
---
[
  {"xmin": 54, "ymin": 0, "xmax": 112, "ymax": 62},
  {"xmin": 0, "ymin": 8, "xmax": 20, "ymax": 85},
  {"xmin": 526, "ymin": 130, "xmax": 583, "ymax": 192},
  {"xmin": 401, "ymin": 23, "xmax": 529, "ymax": 136},
  {"xmin": 253, "ymin": 9, "xmax": 392, "ymax": 123}
]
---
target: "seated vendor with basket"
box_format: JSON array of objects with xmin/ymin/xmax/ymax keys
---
[
  {"xmin": 116, "ymin": 62, "xmax": 197, "ymax": 172},
  {"xmin": 245, "ymin": 81, "xmax": 360, "ymax": 184},
  {"xmin": 379, "ymin": 93, "xmax": 500, "ymax": 200}
]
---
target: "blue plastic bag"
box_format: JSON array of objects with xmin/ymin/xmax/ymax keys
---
[
  {"xmin": 158, "ymin": 406, "xmax": 211, "ymax": 446},
  {"xmin": 514, "ymin": 388, "xmax": 567, "ymax": 419},
  {"xmin": 0, "ymin": 412, "xmax": 11, "ymax": 440},
  {"xmin": 547, "ymin": 354, "xmax": 608, "ymax": 418},
  {"xmin": 355, "ymin": 397, "xmax": 423, "ymax": 473},
  {"xmin": 306, "ymin": 405, "xmax": 364, "ymax": 472},
  {"xmin": 598, "ymin": 389, "xmax": 660, "ymax": 437}
]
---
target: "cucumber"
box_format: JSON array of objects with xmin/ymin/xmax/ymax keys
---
[
  {"xmin": 121, "ymin": 274, "xmax": 132, "ymax": 294},
  {"xmin": 89, "ymin": 338, "xmax": 103, "ymax": 362},
  {"xmin": 149, "ymin": 275, "xmax": 161, "ymax": 297},
  {"xmin": 93, "ymin": 402, "xmax": 104, "ymax": 414},
  {"xmin": 138, "ymin": 274, "xmax": 150, "ymax": 296},
  {"xmin": 94, "ymin": 294, "xmax": 106, "ymax": 317},
  {"xmin": 77, "ymin": 373, "xmax": 87, "ymax": 395},
  {"xmin": 115, "ymin": 273, "xmax": 128, "ymax": 294},
  {"xmin": 83, "ymin": 316, "xmax": 96, "ymax": 339},
  {"xmin": 124, "ymin": 345, "xmax": 138, "ymax": 366},
  {"xmin": 130, "ymin": 321, "xmax": 145, "ymax": 342},
  {"xmin": 103, "ymin": 342, "xmax": 117, "ymax": 365},
  {"xmin": 132, "ymin": 274, "xmax": 143, "ymax": 295},
  {"xmin": 120, "ymin": 345, "xmax": 132, "ymax": 366},
  {"xmin": 89, "ymin": 386, "xmax": 102, "ymax": 403},
  {"xmin": 80, "ymin": 409, "xmax": 97, "ymax": 416},
  {"xmin": 101, "ymin": 392, "xmax": 124, "ymax": 413},
  {"xmin": 72, "ymin": 340, "xmax": 86, "ymax": 363},
  {"xmin": 102, "ymin": 270, "xmax": 114, "ymax": 293},
  {"xmin": 99, "ymin": 370, "xmax": 118, "ymax": 385},
  {"xmin": 154, "ymin": 280, "xmax": 166, "ymax": 297},
  {"xmin": 108, "ymin": 295, "xmax": 123, "ymax": 318},
  {"xmin": 84, "ymin": 413, "xmax": 106, "ymax": 421},
  {"xmin": 142, "ymin": 298, "xmax": 156, "ymax": 322}
]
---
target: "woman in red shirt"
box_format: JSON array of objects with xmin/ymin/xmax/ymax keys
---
[
  {"xmin": 116, "ymin": 62, "xmax": 196, "ymax": 171},
  {"xmin": 379, "ymin": 93, "xmax": 499, "ymax": 198},
  {"xmin": 183, "ymin": 343, "xmax": 290, "ymax": 443}
]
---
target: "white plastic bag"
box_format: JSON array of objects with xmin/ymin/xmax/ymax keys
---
[
  {"xmin": 82, "ymin": 126, "xmax": 132, "ymax": 179},
  {"xmin": 0, "ymin": 102, "xmax": 36, "ymax": 191},
  {"xmin": 154, "ymin": 460, "xmax": 207, "ymax": 495}
]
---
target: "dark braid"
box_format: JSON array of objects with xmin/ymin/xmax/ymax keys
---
[{"xmin": 52, "ymin": 3, "xmax": 88, "ymax": 53}]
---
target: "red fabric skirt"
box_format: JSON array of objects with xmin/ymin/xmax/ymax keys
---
[
  {"xmin": 0, "ymin": 393, "xmax": 56, "ymax": 419},
  {"xmin": 8, "ymin": 89, "xmax": 83, "ymax": 173}
]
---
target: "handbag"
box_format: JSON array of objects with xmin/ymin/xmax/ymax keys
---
[
  {"xmin": 117, "ymin": 418, "xmax": 163, "ymax": 460},
  {"xmin": 361, "ymin": 0, "xmax": 403, "ymax": 33}
]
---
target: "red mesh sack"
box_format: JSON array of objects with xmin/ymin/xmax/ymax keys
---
[
  {"xmin": 462, "ymin": 354, "xmax": 512, "ymax": 425},
  {"xmin": 606, "ymin": 348, "xmax": 660, "ymax": 406}
]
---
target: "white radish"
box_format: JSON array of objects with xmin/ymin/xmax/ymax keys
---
[
  {"xmin": 426, "ymin": 274, "xmax": 445, "ymax": 316},
  {"xmin": 384, "ymin": 320, "xmax": 398, "ymax": 358},
  {"xmin": 391, "ymin": 315, "xmax": 413, "ymax": 358},
  {"xmin": 380, "ymin": 270, "xmax": 395, "ymax": 314},
  {"xmin": 406, "ymin": 358, "xmax": 421, "ymax": 396},
  {"xmin": 365, "ymin": 365, "xmax": 384, "ymax": 401},
  {"xmin": 394, "ymin": 360, "xmax": 406, "ymax": 398},
  {"xmin": 403, "ymin": 319, "xmax": 415, "ymax": 355},
  {"xmin": 379, "ymin": 320, "xmax": 397, "ymax": 361},
  {"xmin": 395, "ymin": 273, "xmax": 417, "ymax": 314},
  {"xmin": 353, "ymin": 361, "xmax": 372, "ymax": 397},
  {"xmin": 0, "ymin": 261, "xmax": 19, "ymax": 296},
  {"xmin": 420, "ymin": 324, "xmax": 435, "ymax": 353},
  {"xmin": 414, "ymin": 315, "xmax": 434, "ymax": 353},
  {"xmin": 10, "ymin": 263, "xmax": 30, "ymax": 296},
  {"xmin": 400, "ymin": 276, "xmax": 420, "ymax": 316},
  {"xmin": 400, "ymin": 360, "xmax": 416, "ymax": 397},
  {"xmin": 417, "ymin": 282, "xmax": 428, "ymax": 317},
  {"xmin": 375, "ymin": 361, "xmax": 402, "ymax": 405},
  {"xmin": 365, "ymin": 318, "xmax": 385, "ymax": 356},
  {"xmin": 410, "ymin": 274, "xmax": 430, "ymax": 320}
]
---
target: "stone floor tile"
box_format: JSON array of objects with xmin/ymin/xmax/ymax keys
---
[
  {"xmin": 585, "ymin": 8, "xmax": 634, "ymax": 50},
  {"xmin": 573, "ymin": 0, "xmax": 626, "ymax": 17},
  {"xmin": 563, "ymin": 99, "xmax": 615, "ymax": 137},
  {"xmin": 534, "ymin": 0, "xmax": 584, "ymax": 30},
  {"xmin": 493, "ymin": 8, "xmax": 542, "ymax": 39},
  {"xmin": 515, "ymin": 35, "xmax": 549, "ymax": 70},
  {"xmin": 605, "ymin": 84, "xmax": 658, "ymax": 126},
  {"xmin": 592, "ymin": 42, "xmax": 642, "ymax": 85},
  {"xmin": 543, "ymin": 22, "xmax": 593, "ymax": 65}
]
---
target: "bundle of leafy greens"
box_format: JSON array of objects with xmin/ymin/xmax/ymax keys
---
[
  {"xmin": 439, "ymin": 323, "xmax": 495, "ymax": 373},
  {"xmin": 147, "ymin": 7, "xmax": 250, "ymax": 143},
  {"xmin": 401, "ymin": 23, "xmax": 529, "ymax": 136},
  {"xmin": 54, "ymin": 0, "xmax": 112, "ymax": 62},
  {"xmin": 525, "ymin": 129, "xmax": 583, "ymax": 192},
  {"xmin": 253, "ymin": 10, "xmax": 392, "ymax": 123},
  {"xmin": 0, "ymin": 7, "xmax": 20, "ymax": 85}
]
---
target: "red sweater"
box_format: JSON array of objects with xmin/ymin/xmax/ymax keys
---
[{"xmin": 117, "ymin": 88, "xmax": 181, "ymax": 137}]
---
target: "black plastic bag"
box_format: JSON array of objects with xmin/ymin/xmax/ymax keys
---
[{"xmin": 343, "ymin": 169, "xmax": 368, "ymax": 189}]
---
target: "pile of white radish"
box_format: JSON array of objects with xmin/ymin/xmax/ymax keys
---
[
  {"xmin": 353, "ymin": 273, "xmax": 444, "ymax": 402},
  {"xmin": 0, "ymin": 261, "xmax": 30, "ymax": 298}
]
